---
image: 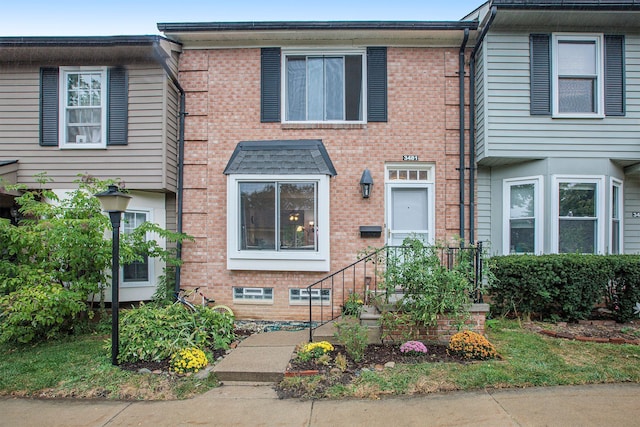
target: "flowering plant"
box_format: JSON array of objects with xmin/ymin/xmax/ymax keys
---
[
  {"xmin": 297, "ymin": 341, "xmax": 334, "ymax": 362},
  {"xmin": 170, "ymin": 347, "xmax": 208, "ymax": 374},
  {"xmin": 448, "ymin": 330, "xmax": 499, "ymax": 360},
  {"xmin": 399, "ymin": 340, "xmax": 428, "ymax": 355},
  {"xmin": 342, "ymin": 293, "xmax": 364, "ymax": 317}
]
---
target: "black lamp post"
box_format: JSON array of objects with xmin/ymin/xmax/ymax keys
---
[
  {"xmin": 95, "ymin": 185, "xmax": 131, "ymax": 365},
  {"xmin": 360, "ymin": 169, "xmax": 374, "ymax": 199}
]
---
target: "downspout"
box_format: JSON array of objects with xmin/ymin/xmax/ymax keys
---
[
  {"xmin": 153, "ymin": 41, "xmax": 187, "ymax": 295},
  {"xmin": 469, "ymin": 6, "xmax": 497, "ymax": 243},
  {"xmin": 459, "ymin": 28, "xmax": 470, "ymax": 242}
]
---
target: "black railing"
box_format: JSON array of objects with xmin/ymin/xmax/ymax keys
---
[{"xmin": 306, "ymin": 242, "xmax": 485, "ymax": 342}]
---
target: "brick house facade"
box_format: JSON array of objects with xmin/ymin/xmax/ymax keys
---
[{"xmin": 160, "ymin": 22, "xmax": 478, "ymax": 320}]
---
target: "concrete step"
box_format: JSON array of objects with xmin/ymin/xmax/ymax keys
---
[{"xmin": 212, "ymin": 330, "xmax": 307, "ymax": 383}]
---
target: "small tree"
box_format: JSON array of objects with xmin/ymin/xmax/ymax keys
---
[{"xmin": 0, "ymin": 174, "xmax": 191, "ymax": 344}]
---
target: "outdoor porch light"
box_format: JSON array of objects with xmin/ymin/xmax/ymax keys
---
[
  {"xmin": 360, "ymin": 169, "xmax": 373, "ymax": 199},
  {"xmin": 94, "ymin": 185, "xmax": 131, "ymax": 366}
]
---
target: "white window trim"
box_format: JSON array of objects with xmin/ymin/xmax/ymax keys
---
[
  {"xmin": 281, "ymin": 48, "xmax": 367, "ymax": 124},
  {"xmin": 610, "ymin": 178, "xmax": 623, "ymax": 254},
  {"xmin": 227, "ymin": 174, "xmax": 330, "ymax": 271},
  {"xmin": 551, "ymin": 175, "xmax": 605, "ymax": 254},
  {"xmin": 502, "ymin": 176, "xmax": 544, "ymax": 255},
  {"xmin": 551, "ymin": 33, "xmax": 605, "ymax": 119},
  {"xmin": 58, "ymin": 66, "xmax": 108, "ymax": 149},
  {"xmin": 121, "ymin": 209, "xmax": 154, "ymax": 287},
  {"xmin": 289, "ymin": 287, "xmax": 331, "ymax": 306}
]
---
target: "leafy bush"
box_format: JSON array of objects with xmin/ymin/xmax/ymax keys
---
[
  {"xmin": 384, "ymin": 238, "xmax": 475, "ymax": 327},
  {"xmin": 334, "ymin": 320, "xmax": 368, "ymax": 362},
  {"xmin": 0, "ymin": 174, "xmax": 191, "ymax": 345},
  {"xmin": 0, "ymin": 284, "xmax": 87, "ymax": 344},
  {"xmin": 117, "ymin": 303, "xmax": 234, "ymax": 363},
  {"xmin": 489, "ymin": 254, "xmax": 640, "ymax": 322},
  {"xmin": 447, "ymin": 330, "xmax": 499, "ymax": 360},
  {"xmin": 170, "ymin": 347, "xmax": 208, "ymax": 374},
  {"xmin": 342, "ymin": 292, "xmax": 364, "ymax": 317}
]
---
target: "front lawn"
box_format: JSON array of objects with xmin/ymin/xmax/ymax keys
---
[
  {"xmin": 276, "ymin": 319, "xmax": 640, "ymax": 399},
  {"xmin": 0, "ymin": 333, "xmax": 219, "ymax": 400},
  {"xmin": 1, "ymin": 320, "xmax": 639, "ymax": 400}
]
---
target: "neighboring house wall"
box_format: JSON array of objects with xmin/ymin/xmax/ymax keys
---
[
  {"xmin": 0, "ymin": 37, "xmax": 182, "ymax": 301},
  {"xmin": 474, "ymin": 6, "xmax": 640, "ymax": 256},
  {"xmin": 177, "ymin": 43, "xmax": 472, "ymax": 320},
  {"xmin": 0, "ymin": 64, "xmax": 178, "ymax": 191}
]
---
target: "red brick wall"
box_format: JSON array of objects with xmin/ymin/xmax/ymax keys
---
[{"xmin": 179, "ymin": 47, "xmax": 472, "ymax": 320}]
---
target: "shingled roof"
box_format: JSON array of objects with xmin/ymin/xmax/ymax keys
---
[{"xmin": 223, "ymin": 140, "xmax": 337, "ymax": 176}]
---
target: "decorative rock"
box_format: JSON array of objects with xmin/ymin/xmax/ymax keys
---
[
  {"xmin": 137, "ymin": 368, "xmax": 152, "ymax": 374},
  {"xmin": 152, "ymin": 369, "xmax": 162, "ymax": 374},
  {"xmin": 374, "ymin": 364, "xmax": 384, "ymax": 372},
  {"xmin": 384, "ymin": 361, "xmax": 396, "ymax": 369},
  {"xmin": 195, "ymin": 366, "xmax": 212, "ymax": 380}
]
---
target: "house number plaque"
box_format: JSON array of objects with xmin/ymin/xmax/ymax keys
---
[
  {"xmin": 403, "ymin": 155, "xmax": 419, "ymax": 161},
  {"xmin": 632, "ymin": 212, "xmax": 640, "ymax": 218}
]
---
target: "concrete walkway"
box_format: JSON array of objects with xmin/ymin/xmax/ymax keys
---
[{"xmin": 2, "ymin": 383, "xmax": 639, "ymax": 426}]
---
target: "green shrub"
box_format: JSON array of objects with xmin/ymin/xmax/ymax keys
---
[
  {"xmin": 334, "ymin": 320, "xmax": 368, "ymax": 362},
  {"xmin": 384, "ymin": 238, "xmax": 474, "ymax": 327},
  {"xmin": 0, "ymin": 284, "xmax": 87, "ymax": 344},
  {"xmin": 117, "ymin": 303, "xmax": 235, "ymax": 363},
  {"xmin": 489, "ymin": 254, "xmax": 640, "ymax": 322}
]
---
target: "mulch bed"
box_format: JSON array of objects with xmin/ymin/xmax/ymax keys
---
[{"xmin": 524, "ymin": 319, "xmax": 640, "ymax": 345}]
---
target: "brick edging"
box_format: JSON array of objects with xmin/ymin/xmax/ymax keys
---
[{"xmin": 539, "ymin": 329, "xmax": 640, "ymax": 345}]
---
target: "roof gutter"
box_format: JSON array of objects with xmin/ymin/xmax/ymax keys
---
[
  {"xmin": 468, "ymin": 5, "xmax": 497, "ymax": 243},
  {"xmin": 158, "ymin": 20, "xmax": 478, "ymax": 33},
  {"xmin": 459, "ymin": 27, "xmax": 470, "ymax": 242},
  {"xmin": 152, "ymin": 42, "xmax": 188, "ymax": 295}
]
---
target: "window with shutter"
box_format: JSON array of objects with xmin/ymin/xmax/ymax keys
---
[
  {"xmin": 39, "ymin": 66, "xmax": 128, "ymax": 148},
  {"xmin": 530, "ymin": 33, "xmax": 624, "ymax": 117},
  {"xmin": 261, "ymin": 47, "xmax": 387, "ymax": 124}
]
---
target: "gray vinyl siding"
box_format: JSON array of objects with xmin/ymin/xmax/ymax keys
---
[
  {"xmin": 478, "ymin": 32, "xmax": 640, "ymax": 163},
  {"xmin": 624, "ymin": 179, "xmax": 640, "ymax": 254},
  {"xmin": 164, "ymin": 79, "xmax": 180, "ymax": 190},
  {"xmin": 0, "ymin": 63, "xmax": 177, "ymax": 192},
  {"xmin": 474, "ymin": 43, "xmax": 486, "ymax": 160},
  {"xmin": 476, "ymin": 166, "xmax": 492, "ymax": 249}
]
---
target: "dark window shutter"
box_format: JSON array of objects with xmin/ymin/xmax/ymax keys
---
[
  {"xmin": 530, "ymin": 34, "xmax": 551, "ymax": 115},
  {"xmin": 367, "ymin": 47, "xmax": 387, "ymax": 122},
  {"xmin": 604, "ymin": 35, "xmax": 625, "ymax": 116},
  {"xmin": 261, "ymin": 47, "xmax": 281, "ymax": 123},
  {"xmin": 40, "ymin": 68, "xmax": 59, "ymax": 146},
  {"xmin": 107, "ymin": 67, "xmax": 128, "ymax": 146}
]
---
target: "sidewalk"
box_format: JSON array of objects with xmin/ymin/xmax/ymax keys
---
[{"xmin": 2, "ymin": 383, "xmax": 639, "ymax": 426}]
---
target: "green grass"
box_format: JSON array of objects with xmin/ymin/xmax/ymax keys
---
[
  {"xmin": 281, "ymin": 319, "xmax": 640, "ymax": 399},
  {"xmin": 0, "ymin": 333, "xmax": 219, "ymax": 400}
]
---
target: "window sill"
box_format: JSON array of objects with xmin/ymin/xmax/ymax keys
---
[
  {"xmin": 228, "ymin": 256, "xmax": 329, "ymax": 272},
  {"xmin": 282, "ymin": 123, "xmax": 366, "ymax": 130}
]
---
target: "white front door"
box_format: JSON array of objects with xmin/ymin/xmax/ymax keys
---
[{"xmin": 386, "ymin": 164, "xmax": 435, "ymax": 246}]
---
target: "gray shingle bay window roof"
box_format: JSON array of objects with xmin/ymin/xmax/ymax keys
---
[{"xmin": 223, "ymin": 140, "xmax": 337, "ymax": 176}]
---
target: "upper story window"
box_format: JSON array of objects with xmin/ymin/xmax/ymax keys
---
[
  {"xmin": 284, "ymin": 51, "xmax": 364, "ymax": 123},
  {"xmin": 553, "ymin": 34, "xmax": 603, "ymax": 117},
  {"xmin": 40, "ymin": 66, "xmax": 128, "ymax": 148},
  {"xmin": 59, "ymin": 67, "xmax": 108, "ymax": 148},
  {"xmin": 260, "ymin": 47, "xmax": 387, "ymax": 124},
  {"xmin": 530, "ymin": 34, "xmax": 624, "ymax": 117}
]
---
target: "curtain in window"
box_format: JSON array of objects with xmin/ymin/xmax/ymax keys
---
[
  {"xmin": 286, "ymin": 58, "xmax": 306, "ymax": 121},
  {"xmin": 324, "ymin": 57, "xmax": 344, "ymax": 120}
]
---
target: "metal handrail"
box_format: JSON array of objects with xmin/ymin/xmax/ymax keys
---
[{"xmin": 306, "ymin": 242, "xmax": 484, "ymax": 342}]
